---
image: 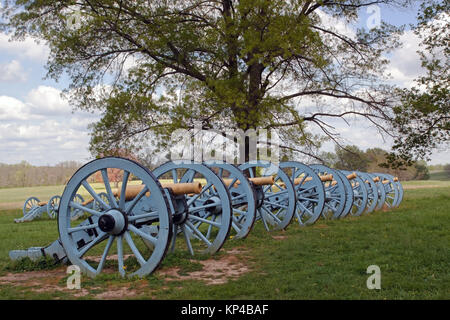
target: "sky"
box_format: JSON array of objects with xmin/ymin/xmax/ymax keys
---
[{"xmin": 0, "ymin": 2, "xmax": 448, "ymax": 166}]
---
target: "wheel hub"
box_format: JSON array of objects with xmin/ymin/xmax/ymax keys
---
[
  {"xmin": 204, "ymin": 196, "xmax": 222, "ymax": 214},
  {"xmin": 98, "ymin": 209, "xmax": 128, "ymax": 235}
]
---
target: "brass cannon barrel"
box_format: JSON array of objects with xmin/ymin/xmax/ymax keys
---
[
  {"xmin": 346, "ymin": 172, "xmax": 357, "ymax": 180},
  {"xmin": 82, "ymin": 198, "xmax": 95, "ymax": 206},
  {"xmin": 116, "ymin": 182, "xmax": 203, "ymax": 201},
  {"xmin": 249, "ymin": 176, "xmax": 275, "ymax": 185},
  {"xmin": 223, "ymin": 176, "xmax": 275, "ymax": 188},
  {"xmin": 365, "ymin": 176, "xmax": 380, "ymax": 183},
  {"xmin": 293, "ymin": 174, "xmax": 333, "ymax": 185},
  {"xmin": 278, "ymin": 174, "xmax": 333, "ymax": 188}
]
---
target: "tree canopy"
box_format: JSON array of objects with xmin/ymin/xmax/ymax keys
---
[
  {"xmin": 389, "ymin": 0, "xmax": 449, "ymax": 167},
  {"xmin": 1, "ymin": 0, "xmax": 420, "ymax": 162}
]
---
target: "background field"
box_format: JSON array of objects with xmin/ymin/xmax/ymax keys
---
[
  {"xmin": 0, "ymin": 181, "xmax": 448, "ymax": 300},
  {"xmin": 429, "ymin": 170, "xmax": 449, "ymax": 181}
]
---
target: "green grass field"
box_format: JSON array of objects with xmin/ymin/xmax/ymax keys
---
[
  {"xmin": 0, "ymin": 182, "xmax": 448, "ymax": 299},
  {"xmin": 429, "ymin": 170, "xmax": 449, "ymax": 181}
]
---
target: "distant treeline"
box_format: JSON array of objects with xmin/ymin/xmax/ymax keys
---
[
  {"xmin": 318, "ymin": 146, "xmax": 448, "ymax": 181},
  {"xmin": 0, "ymin": 161, "xmax": 82, "ymax": 188},
  {"xmin": 1, "ymin": 150, "xmax": 448, "ymax": 189}
]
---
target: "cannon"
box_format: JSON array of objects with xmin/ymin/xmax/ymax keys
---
[
  {"xmin": 279, "ymin": 161, "xmax": 326, "ymax": 226},
  {"xmin": 15, "ymin": 194, "xmax": 87, "ymax": 223},
  {"xmin": 10, "ymin": 158, "xmax": 235, "ymax": 277},
  {"xmin": 367, "ymin": 173, "xmax": 387, "ymax": 210},
  {"xmin": 151, "ymin": 160, "xmax": 233, "ymax": 256},
  {"xmin": 309, "ymin": 164, "xmax": 348, "ymax": 219},
  {"xmin": 356, "ymin": 172, "xmax": 380, "ymax": 214},
  {"xmin": 376, "ymin": 173, "xmax": 402, "ymax": 208},
  {"xmin": 393, "ymin": 176, "xmax": 404, "ymax": 207},
  {"xmin": 9, "ymin": 156, "xmax": 405, "ymax": 278},
  {"xmin": 16, "ymin": 196, "xmax": 51, "ymax": 223},
  {"xmin": 339, "ymin": 171, "xmax": 368, "ymax": 217},
  {"xmin": 238, "ymin": 160, "xmax": 297, "ymax": 232},
  {"xmin": 204, "ymin": 160, "xmax": 258, "ymax": 240}
]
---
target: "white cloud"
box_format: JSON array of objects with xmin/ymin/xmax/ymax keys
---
[
  {"xmin": 0, "ymin": 60, "xmax": 27, "ymax": 82},
  {"xmin": 0, "ymin": 85, "xmax": 101, "ymax": 165},
  {"xmin": 315, "ymin": 9, "xmax": 357, "ymax": 40},
  {"xmin": 0, "ymin": 33, "xmax": 50, "ymax": 62},
  {"xmin": 384, "ymin": 29, "xmax": 424, "ymax": 89},
  {"xmin": 0, "ymin": 95, "xmax": 30, "ymax": 120},
  {"xmin": 25, "ymin": 85, "xmax": 72, "ymax": 115}
]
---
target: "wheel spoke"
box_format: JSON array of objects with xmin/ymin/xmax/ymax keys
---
[
  {"xmin": 128, "ymin": 211, "xmax": 159, "ymax": 222},
  {"xmin": 291, "ymin": 168, "xmax": 297, "ymax": 182},
  {"xmin": 182, "ymin": 225, "xmax": 194, "ymax": 255},
  {"xmin": 96, "ymin": 235, "xmax": 114, "ymax": 275},
  {"xmin": 231, "ymin": 220, "xmax": 241, "ymax": 233},
  {"xmin": 117, "ymin": 235, "xmax": 125, "ymax": 277},
  {"xmin": 171, "ymin": 169, "xmax": 178, "ymax": 183},
  {"xmin": 265, "ymin": 189, "xmax": 289, "ymax": 198},
  {"xmin": 261, "ymin": 206, "xmax": 283, "ymax": 224},
  {"xmin": 119, "ymin": 171, "xmax": 130, "ymax": 210},
  {"xmin": 128, "ymin": 224, "xmax": 158, "ymax": 246},
  {"xmin": 231, "ymin": 193, "xmax": 247, "ymax": 202},
  {"xmin": 101, "ymin": 169, "xmax": 119, "ymax": 209},
  {"xmin": 124, "ymin": 185, "xmax": 149, "ymax": 214},
  {"xmin": 263, "ymin": 200, "xmax": 288, "ymax": 209},
  {"xmin": 189, "ymin": 202, "xmax": 221, "ymax": 213},
  {"xmin": 184, "ymin": 169, "xmax": 196, "ymax": 182},
  {"xmin": 324, "ymin": 202, "xmax": 338, "ymax": 212},
  {"xmin": 188, "ymin": 214, "xmax": 222, "ymax": 228},
  {"xmin": 258, "ymin": 209, "xmax": 270, "ymax": 231},
  {"xmin": 185, "ymin": 220, "xmax": 212, "ymax": 247},
  {"xmin": 70, "ymin": 201, "xmax": 102, "ymax": 217},
  {"xmin": 68, "ymin": 223, "xmax": 99, "ymax": 234},
  {"xmin": 297, "ymin": 196, "xmax": 319, "ymax": 203},
  {"xmin": 77, "ymin": 232, "xmax": 106, "ymax": 257},
  {"xmin": 233, "ymin": 208, "xmax": 247, "ymax": 215},
  {"xmin": 81, "ymin": 180, "xmax": 111, "ymax": 210},
  {"xmin": 124, "ymin": 231, "xmax": 146, "ymax": 266},
  {"xmin": 227, "ymin": 177, "xmax": 239, "ymax": 190},
  {"xmin": 187, "ymin": 183, "xmax": 213, "ymax": 206},
  {"xmin": 296, "ymin": 201, "xmax": 314, "ymax": 217},
  {"xmin": 296, "ymin": 185, "xmax": 317, "ymax": 195},
  {"xmin": 206, "ymin": 215, "xmax": 217, "ymax": 239}
]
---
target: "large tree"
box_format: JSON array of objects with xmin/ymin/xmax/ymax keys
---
[
  {"xmin": 389, "ymin": 0, "xmax": 449, "ymax": 167},
  {"xmin": 1, "ymin": 0, "xmax": 414, "ymax": 162}
]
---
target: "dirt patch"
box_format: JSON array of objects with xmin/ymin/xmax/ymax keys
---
[
  {"xmin": 0, "ymin": 268, "xmax": 64, "ymax": 285},
  {"xmin": 271, "ymin": 235, "xmax": 287, "ymax": 240},
  {"xmin": 0, "ymin": 202, "xmax": 23, "ymax": 210},
  {"xmin": 0, "ymin": 267, "xmax": 92, "ymax": 297},
  {"xmin": 158, "ymin": 249, "xmax": 250, "ymax": 285},
  {"xmin": 0, "ymin": 248, "xmax": 251, "ymax": 296},
  {"xmin": 95, "ymin": 287, "xmax": 138, "ymax": 299},
  {"xmin": 226, "ymin": 247, "xmax": 250, "ymax": 255},
  {"xmin": 0, "ymin": 266, "xmax": 144, "ymax": 299}
]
